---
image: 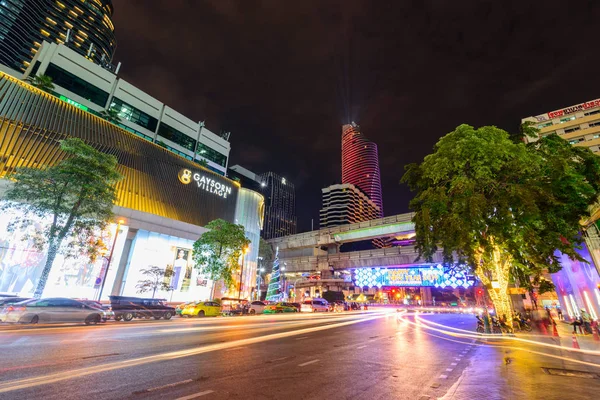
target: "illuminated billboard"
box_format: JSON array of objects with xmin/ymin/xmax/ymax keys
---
[{"xmin": 353, "ymin": 265, "xmax": 475, "ymax": 289}]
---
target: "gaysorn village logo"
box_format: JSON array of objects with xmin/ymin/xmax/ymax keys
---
[{"xmin": 178, "ymin": 168, "xmax": 232, "ymax": 199}]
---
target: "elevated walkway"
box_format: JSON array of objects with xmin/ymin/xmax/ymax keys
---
[
  {"xmin": 280, "ymin": 245, "xmax": 444, "ymax": 273},
  {"xmin": 268, "ymin": 213, "xmax": 415, "ymax": 250}
]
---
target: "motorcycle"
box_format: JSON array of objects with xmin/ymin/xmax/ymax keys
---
[{"xmin": 476, "ymin": 315, "xmax": 485, "ymax": 333}]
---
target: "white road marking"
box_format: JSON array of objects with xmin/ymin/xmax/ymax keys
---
[
  {"xmin": 451, "ymin": 362, "xmax": 457, "ymax": 366},
  {"xmin": 298, "ymin": 359, "xmax": 320, "ymax": 367},
  {"xmin": 295, "ymin": 336, "xmax": 309, "ymax": 340},
  {"xmin": 357, "ymin": 345, "xmax": 367, "ymax": 349},
  {"xmin": 0, "ymin": 337, "xmax": 28, "ymax": 348},
  {"xmin": 225, "ymin": 347, "xmax": 246, "ymax": 351},
  {"xmin": 176, "ymin": 390, "xmax": 214, "ymax": 400},
  {"xmin": 143, "ymin": 379, "xmax": 194, "ymax": 393},
  {"xmin": 454, "ymin": 358, "xmax": 461, "ymax": 361},
  {"xmin": 440, "ymin": 374, "xmax": 448, "ymax": 379},
  {"xmin": 446, "ymin": 368, "xmax": 453, "ymax": 372},
  {"xmin": 270, "ymin": 356, "xmax": 290, "ymax": 362}
]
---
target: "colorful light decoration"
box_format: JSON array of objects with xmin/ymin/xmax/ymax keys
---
[{"xmin": 353, "ymin": 264, "xmax": 475, "ymax": 289}]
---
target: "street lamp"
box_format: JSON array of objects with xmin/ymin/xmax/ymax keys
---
[
  {"xmin": 238, "ymin": 245, "xmax": 250, "ymax": 299},
  {"xmin": 97, "ymin": 218, "xmax": 124, "ymax": 301}
]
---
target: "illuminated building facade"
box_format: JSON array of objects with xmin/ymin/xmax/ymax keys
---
[
  {"xmin": 0, "ymin": 72, "xmax": 263, "ymax": 301},
  {"xmin": 229, "ymin": 166, "xmax": 297, "ymax": 239},
  {"xmin": 23, "ymin": 42, "xmax": 230, "ymax": 175},
  {"xmin": 341, "ymin": 122, "xmax": 383, "ymax": 216},
  {"xmin": 521, "ymin": 98, "xmax": 600, "ymax": 154},
  {"xmin": 0, "ymin": 0, "xmax": 116, "ymax": 74},
  {"xmin": 320, "ymin": 184, "xmax": 380, "ymax": 228}
]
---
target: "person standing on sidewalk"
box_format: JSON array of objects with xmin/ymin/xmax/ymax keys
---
[
  {"xmin": 581, "ymin": 309, "xmax": 592, "ymax": 334},
  {"xmin": 557, "ymin": 307, "xmax": 563, "ymax": 321}
]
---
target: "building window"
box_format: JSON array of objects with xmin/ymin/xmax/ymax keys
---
[
  {"xmin": 569, "ymin": 138, "xmax": 585, "ymax": 144},
  {"xmin": 196, "ymin": 143, "xmax": 227, "ymax": 167},
  {"xmin": 157, "ymin": 123, "xmax": 196, "ymax": 152},
  {"xmin": 44, "ymin": 63, "xmax": 109, "ymax": 107},
  {"xmin": 560, "ymin": 116, "xmax": 576, "ymax": 123},
  {"xmin": 589, "ymin": 121, "xmax": 600, "ymax": 128},
  {"xmin": 109, "ymin": 97, "xmax": 158, "ymax": 132},
  {"xmin": 585, "ymin": 110, "xmax": 600, "ymax": 117},
  {"xmin": 564, "ymin": 126, "xmax": 581, "ymax": 133},
  {"xmin": 537, "ymin": 122, "xmax": 552, "ymax": 129}
]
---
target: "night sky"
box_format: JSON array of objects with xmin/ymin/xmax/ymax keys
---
[{"xmin": 112, "ymin": 1, "xmax": 600, "ymax": 232}]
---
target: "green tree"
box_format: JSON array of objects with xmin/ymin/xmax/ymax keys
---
[
  {"xmin": 258, "ymin": 237, "xmax": 274, "ymax": 272},
  {"xmin": 99, "ymin": 108, "xmax": 122, "ymax": 124},
  {"xmin": 136, "ymin": 266, "xmax": 174, "ymax": 298},
  {"xmin": 197, "ymin": 158, "xmax": 209, "ymax": 168},
  {"xmin": 2, "ymin": 138, "xmax": 122, "ymax": 298},
  {"xmin": 192, "ymin": 219, "xmax": 250, "ymax": 299},
  {"xmin": 26, "ymin": 74, "xmax": 55, "ymax": 93},
  {"xmin": 401, "ymin": 124, "xmax": 600, "ymax": 320}
]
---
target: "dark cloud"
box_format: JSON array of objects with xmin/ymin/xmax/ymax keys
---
[{"xmin": 112, "ymin": 0, "xmax": 600, "ymax": 231}]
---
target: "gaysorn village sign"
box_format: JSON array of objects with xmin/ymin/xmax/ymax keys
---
[{"xmin": 178, "ymin": 168, "xmax": 233, "ymax": 199}]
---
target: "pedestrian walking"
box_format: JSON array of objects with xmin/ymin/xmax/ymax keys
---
[
  {"xmin": 557, "ymin": 307, "xmax": 563, "ymax": 321},
  {"xmin": 571, "ymin": 316, "xmax": 584, "ymax": 334},
  {"xmin": 581, "ymin": 309, "xmax": 592, "ymax": 334}
]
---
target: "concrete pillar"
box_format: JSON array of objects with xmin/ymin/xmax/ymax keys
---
[{"xmin": 421, "ymin": 287, "xmax": 432, "ymax": 306}]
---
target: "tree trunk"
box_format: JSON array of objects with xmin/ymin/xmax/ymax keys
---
[
  {"xmin": 152, "ymin": 287, "xmax": 156, "ymax": 299},
  {"xmin": 475, "ymin": 244, "xmax": 514, "ymax": 324},
  {"xmin": 33, "ymin": 242, "xmax": 59, "ymax": 299}
]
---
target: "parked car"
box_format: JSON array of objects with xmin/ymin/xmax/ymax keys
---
[
  {"xmin": 249, "ymin": 301, "xmax": 267, "ymax": 315},
  {"xmin": 264, "ymin": 302, "xmax": 298, "ymax": 314},
  {"xmin": 76, "ymin": 299, "xmax": 114, "ymax": 322},
  {"xmin": 109, "ymin": 296, "xmax": 175, "ymax": 321},
  {"xmin": 0, "ymin": 298, "xmax": 103, "ymax": 325},
  {"xmin": 181, "ymin": 301, "xmax": 221, "ymax": 317},
  {"xmin": 287, "ymin": 302, "xmax": 302, "ymax": 312},
  {"xmin": 301, "ymin": 299, "xmax": 329, "ymax": 313}
]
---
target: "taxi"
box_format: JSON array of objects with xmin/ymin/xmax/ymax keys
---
[{"xmin": 181, "ymin": 301, "xmax": 221, "ymax": 317}]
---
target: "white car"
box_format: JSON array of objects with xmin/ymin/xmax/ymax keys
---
[
  {"xmin": 301, "ymin": 299, "xmax": 329, "ymax": 313},
  {"xmin": 249, "ymin": 301, "xmax": 266, "ymax": 315}
]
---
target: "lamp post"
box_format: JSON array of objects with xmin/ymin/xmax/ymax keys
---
[
  {"xmin": 238, "ymin": 245, "xmax": 249, "ymax": 299},
  {"xmin": 281, "ymin": 264, "xmax": 287, "ymax": 300},
  {"xmin": 97, "ymin": 219, "xmax": 124, "ymax": 301}
]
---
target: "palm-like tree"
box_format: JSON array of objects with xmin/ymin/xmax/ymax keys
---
[
  {"xmin": 26, "ymin": 74, "xmax": 55, "ymax": 93},
  {"xmin": 99, "ymin": 108, "xmax": 122, "ymax": 124}
]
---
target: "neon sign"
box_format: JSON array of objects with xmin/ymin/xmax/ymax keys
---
[
  {"xmin": 59, "ymin": 95, "xmax": 88, "ymax": 111},
  {"xmin": 177, "ymin": 168, "xmax": 232, "ymax": 199},
  {"xmin": 353, "ymin": 265, "xmax": 475, "ymax": 289}
]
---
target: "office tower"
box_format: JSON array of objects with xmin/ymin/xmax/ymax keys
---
[
  {"xmin": 522, "ymin": 98, "xmax": 600, "ymax": 154},
  {"xmin": 0, "ymin": 0, "xmax": 117, "ymax": 73},
  {"xmin": 320, "ymin": 183, "xmax": 380, "ymax": 228},
  {"xmin": 341, "ymin": 122, "xmax": 383, "ymax": 216}
]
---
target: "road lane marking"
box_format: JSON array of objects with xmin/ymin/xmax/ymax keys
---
[
  {"xmin": 450, "ymin": 363, "xmax": 457, "ymax": 366},
  {"xmin": 176, "ymin": 390, "xmax": 214, "ymax": 399},
  {"xmin": 269, "ymin": 356, "xmax": 290, "ymax": 362},
  {"xmin": 0, "ymin": 312, "xmax": 390, "ymax": 393},
  {"xmin": 446, "ymin": 368, "xmax": 453, "ymax": 372},
  {"xmin": 135, "ymin": 379, "xmax": 194, "ymax": 393},
  {"xmin": 295, "ymin": 336, "xmax": 309, "ymax": 340},
  {"xmin": 298, "ymin": 359, "xmax": 320, "ymax": 367},
  {"xmin": 454, "ymin": 358, "xmax": 461, "ymax": 361},
  {"xmin": 439, "ymin": 374, "xmax": 448, "ymax": 379},
  {"xmin": 357, "ymin": 345, "xmax": 367, "ymax": 349},
  {"xmin": 225, "ymin": 347, "xmax": 246, "ymax": 351}
]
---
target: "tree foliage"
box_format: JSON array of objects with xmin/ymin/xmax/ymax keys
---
[
  {"xmin": 26, "ymin": 74, "xmax": 55, "ymax": 93},
  {"xmin": 135, "ymin": 266, "xmax": 174, "ymax": 298},
  {"xmin": 100, "ymin": 108, "xmax": 122, "ymax": 124},
  {"xmin": 2, "ymin": 138, "xmax": 122, "ymax": 297},
  {"xmin": 192, "ymin": 219, "xmax": 250, "ymax": 292},
  {"xmin": 258, "ymin": 237, "xmax": 274, "ymax": 272},
  {"xmin": 401, "ymin": 124, "xmax": 600, "ymax": 314}
]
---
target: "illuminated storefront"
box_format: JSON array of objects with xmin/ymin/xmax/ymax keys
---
[{"xmin": 0, "ymin": 73, "xmax": 263, "ymax": 301}]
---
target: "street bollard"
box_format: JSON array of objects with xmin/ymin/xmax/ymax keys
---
[{"xmin": 572, "ymin": 334, "xmax": 580, "ymax": 349}]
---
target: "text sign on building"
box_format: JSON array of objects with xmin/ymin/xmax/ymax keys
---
[
  {"xmin": 534, "ymin": 98, "xmax": 600, "ymax": 121},
  {"xmin": 59, "ymin": 95, "xmax": 88, "ymax": 111},
  {"xmin": 178, "ymin": 168, "xmax": 232, "ymax": 199},
  {"xmin": 354, "ymin": 265, "xmax": 475, "ymax": 289}
]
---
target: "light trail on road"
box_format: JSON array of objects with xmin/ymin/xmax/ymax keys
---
[{"xmin": 0, "ymin": 310, "xmax": 394, "ymax": 394}]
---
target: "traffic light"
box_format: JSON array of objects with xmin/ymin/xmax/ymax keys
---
[{"xmin": 477, "ymin": 289, "xmax": 483, "ymax": 296}]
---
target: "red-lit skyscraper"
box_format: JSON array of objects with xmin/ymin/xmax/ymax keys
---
[{"xmin": 341, "ymin": 122, "xmax": 383, "ymax": 216}]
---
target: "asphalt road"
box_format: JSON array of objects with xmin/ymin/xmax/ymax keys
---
[{"xmin": 0, "ymin": 309, "xmax": 599, "ymax": 400}]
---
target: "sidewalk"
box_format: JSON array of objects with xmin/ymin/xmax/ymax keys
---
[{"xmin": 552, "ymin": 320, "xmax": 600, "ymax": 351}]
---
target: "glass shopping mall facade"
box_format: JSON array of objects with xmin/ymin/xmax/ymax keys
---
[{"xmin": 0, "ymin": 72, "xmax": 263, "ymax": 302}]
